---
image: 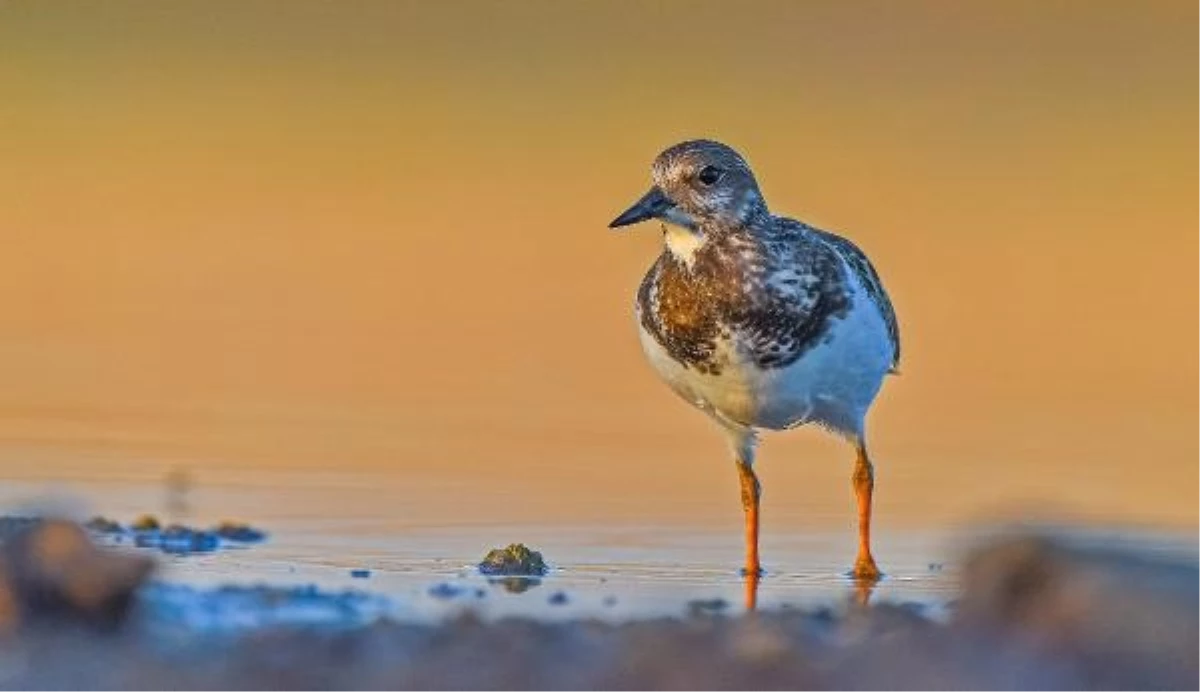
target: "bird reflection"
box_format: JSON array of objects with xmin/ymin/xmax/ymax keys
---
[
  {"xmin": 740, "ymin": 570, "xmax": 880, "ymax": 611},
  {"xmin": 852, "ymin": 573, "xmax": 879, "ymax": 607},
  {"xmin": 744, "ymin": 570, "xmax": 761, "ymax": 611}
]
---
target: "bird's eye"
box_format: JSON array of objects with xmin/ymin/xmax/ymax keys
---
[{"xmin": 697, "ymin": 166, "xmax": 722, "ymax": 186}]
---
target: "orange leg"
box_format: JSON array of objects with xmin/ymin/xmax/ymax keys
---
[
  {"xmin": 852, "ymin": 439, "xmax": 881, "ymax": 581},
  {"xmin": 736, "ymin": 460, "xmax": 762, "ymax": 609},
  {"xmin": 744, "ymin": 569, "xmax": 761, "ymax": 612}
]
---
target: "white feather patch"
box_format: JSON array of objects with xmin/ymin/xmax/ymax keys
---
[{"xmin": 662, "ymin": 223, "xmax": 705, "ymax": 268}]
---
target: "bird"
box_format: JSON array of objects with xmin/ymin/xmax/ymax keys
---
[{"xmin": 608, "ymin": 140, "xmax": 900, "ymax": 606}]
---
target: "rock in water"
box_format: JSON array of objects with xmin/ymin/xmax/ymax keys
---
[
  {"xmin": 478, "ymin": 543, "xmax": 548, "ymax": 576},
  {"xmin": 213, "ymin": 521, "xmax": 268, "ymax": 543},
  {"xmin": 130, "ymin": 514, "xmax": 161, "ymax": 531},
  {"xmin": 84, "ymin": 516, "xmax": 124, "ymax": 534}
]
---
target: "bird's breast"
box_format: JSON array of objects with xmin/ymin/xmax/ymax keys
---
[
  {"xmin": 634, "ymin": 249, "xmax": 894, "ymax": 435},
  {"xmin": 636, "ymin": 318, "xmax": 759, "ymax": 427}
]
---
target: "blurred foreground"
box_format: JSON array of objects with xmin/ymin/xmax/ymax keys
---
[{"xmin": 0, "ymin": 517, "xmax": 1195, "ymax": 690}]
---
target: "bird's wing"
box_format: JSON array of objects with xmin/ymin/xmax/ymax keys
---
[
  {"xmin": 808, "ymin": 228, "xmax": 901, "ymax": 372},
  {"xmin": 725, "ymin": 228, "xmax": 854, "ymax": 371}
]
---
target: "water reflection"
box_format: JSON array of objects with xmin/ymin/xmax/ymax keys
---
[
  {"xmin": 741, "ymin": 570, "xmax": 880, "ymax": 611},
  {"xmin": 487, "ymin": 576, "xmax": 542, "ymax": 594},
  {"xmin": 744, "ymin": 571, "xmax": 760, "ymax": 610},
  {"xmin": 852, "ymin": 575, "xmax": 878, "ymax": 607}
]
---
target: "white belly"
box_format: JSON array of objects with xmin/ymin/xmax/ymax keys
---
[{"xmin": 636, "ymin": 267, "xmax": 894, "ymax": 438}]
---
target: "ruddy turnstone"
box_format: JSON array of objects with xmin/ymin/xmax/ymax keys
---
[{"xmin": 609, "ymin": 140, "xmax": 899, "ymax": 603}]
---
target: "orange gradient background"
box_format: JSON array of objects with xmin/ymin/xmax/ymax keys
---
[{"xmin": 0, "ymin": 1, "xmax": 1195, "ymax": 530}]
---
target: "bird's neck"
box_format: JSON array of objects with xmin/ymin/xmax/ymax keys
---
[
  {"xmin": 663, "ymin": 211, "xmax": 772, "ymax": 270},
  {"xmin": 663, "ymin": 223, "xmax": 707, "ymax": 268}
]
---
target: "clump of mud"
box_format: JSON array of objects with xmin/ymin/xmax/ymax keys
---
[
  {"xmin": 478, "ymin": 543, "xmax": 547, "ymax": 576},
  {"xmin": 83, "ymin": 515, "xmax": 268, "ymax": 555},
  {"xmin": 478, "ymin": 543, "xmax": 547, "ymax": 593},
  {"xmin": 212, "ymin": 521, "xmax": 267, "ymax": 543},
  {"xmin": 84, "ymin": 516, "xmax": 123, "ymax": 534},
  {"xmin": 130, "ymin": 515, "xmax": 161, "ymax": 532}
]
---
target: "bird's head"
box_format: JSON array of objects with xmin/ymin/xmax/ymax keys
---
[{"xmin": 609, "ymin": 140, "xmax": 767, "ymax": 232}]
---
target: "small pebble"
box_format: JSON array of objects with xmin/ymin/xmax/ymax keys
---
[
  {"xmin": 350, "ymin": 569, "xmax": 371, "ymax": 579},
  {"xmin": 547, "ymin": 591, "xmax": 569, "ymax": 606},
  {"xmin": 214, "ymin": 522, "xmax": 268, "ymax": 543},
  {"xmin": 812, "ymin": 606, "xmax": 835, "ymax": 623},
  {"xmin": 85, "ymin": 516, "xmax": 124, "ymax": 534},
  {"xmin": 130, "ymin": 515, "xmax": 161, "ymax": 531},
  {"xmin": 428, "ymin": 583, "xmax": 463, "ymax": 600},
  {"xmin": 687, "ymin": 598, "xmax": 729, "ymax": 616}
]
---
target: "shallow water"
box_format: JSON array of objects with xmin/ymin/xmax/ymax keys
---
[
  {"xmin": 2, "ymin": 472, "xmax": 1195, "ymax": 626},
  {"xmin": 142, "ymin": 524, "xmax": 962, "ymax": 623},
  {"xmin": 2, "ymin": 470, "xmax": 946, "ymax": 620}
]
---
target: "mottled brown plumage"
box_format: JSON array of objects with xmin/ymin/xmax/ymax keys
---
[{"xmin": 636, "ymin": 221, "xmax": 856, "ymax": 376}]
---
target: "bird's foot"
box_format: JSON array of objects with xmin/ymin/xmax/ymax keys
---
[{"xmin": 850, "ymin": 556, "xmax": 882, "ymax": 582}]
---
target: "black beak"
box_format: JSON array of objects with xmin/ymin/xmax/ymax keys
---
[{"xmin": 608, "ymin": 187, "xmax": 672, "ymax": 229}]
